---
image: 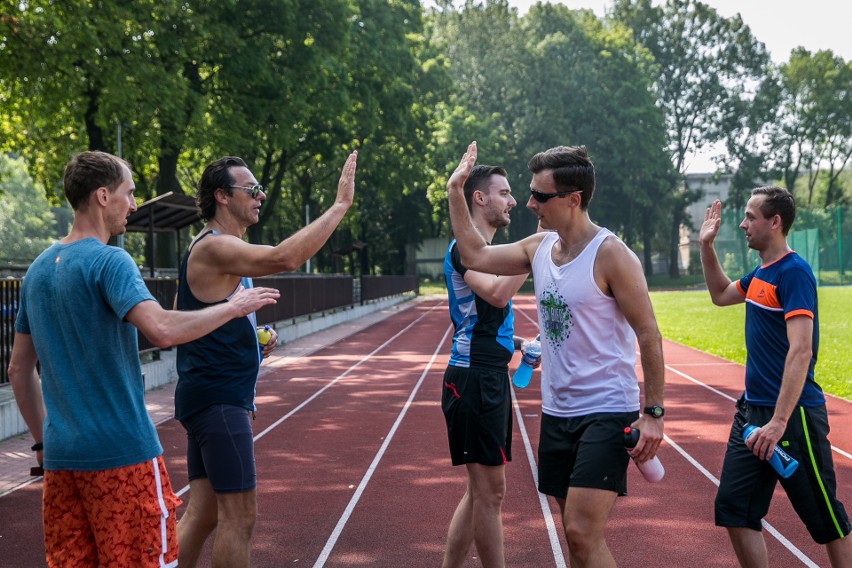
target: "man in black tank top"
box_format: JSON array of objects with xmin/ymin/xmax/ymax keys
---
[{"xmin": 175, "ymin": 152, "xmax": 358, "ymax": 568}]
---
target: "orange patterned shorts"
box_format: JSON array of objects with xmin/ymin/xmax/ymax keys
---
[{"xmin": 42, "ymin": 456, "xmax": 181, "ymax": 568}]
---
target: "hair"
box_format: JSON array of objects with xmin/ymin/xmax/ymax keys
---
[
  {"xmin": 751, "ymin": 186, "xmax": 796, "ymax": 235},
  {"xmin": 63, "ymin": 151, "xmax": 130, "ymax": 211},
  {"xmin": 463, "ymin": 164, "xmax": 508, "ymax": 211},
  {"xmin": 197, "ymin": 156, "xmax": 248, "ymax": 221},
  {"xmin": 527, "ymin": 145, "xmax": 595, "ymax": 210}
]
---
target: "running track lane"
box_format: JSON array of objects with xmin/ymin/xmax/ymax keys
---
[{"xmin": 0, "ymin": 296, "xmax": 849, "ymax": 566}]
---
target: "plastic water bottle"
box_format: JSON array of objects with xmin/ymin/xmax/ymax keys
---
[
  {"xmin": 623, "ymin": 427, "xmax": 665, "ymax": 483},
  {"xmin": 512, "ymin": 336, "xmax": 541, "ymax": 389},
  {"xmin": 742, "ymin": 424, "xmax": 799, "ymax": 478},
  {"xmin": 257, "ymin": 325, "xmax": 273, "ymax": 347}
]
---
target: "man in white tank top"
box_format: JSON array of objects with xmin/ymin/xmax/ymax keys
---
[{"xmin": 446, "ymin": 142, "xmax": 666, "ymax": 568}]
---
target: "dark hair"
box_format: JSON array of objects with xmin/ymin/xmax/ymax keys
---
[
  {"xmin": 527, "ymin": 146, "xmax": 595, "ymax": 210},
  {"xmin": 63, "ymin": 151, "xmax": 130, "ymax": 211},
  {"xmin": 197, "ymin": 156, "xmax": 248, "ymax": 221},
  {"xmin": 751, "ymin": 186, "xmax": 796, "ymax": 235},
  {"xmin": 463, "ymin": 164, "xmax": 508, "ymax": 211}
]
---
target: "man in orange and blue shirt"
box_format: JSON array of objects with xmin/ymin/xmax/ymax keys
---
[{"xmin": 700, "ymin": 186, "xmax": 850, "ymax": 567}]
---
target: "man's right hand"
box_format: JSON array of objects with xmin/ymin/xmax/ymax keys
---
[
  {"xmin": 335, "ymin": 151, "xmax": 358, "ymax": 209},
  {"xmin": 447, "ymin": 141, "xmax": 477, "ymax": 198},
  {"xmin": 229, "ymin": 286, "xmax": 280, "ymax": 317},
  {"xmin": 699, "ymin": 199, "xmax": 722, "ymax": 246}
]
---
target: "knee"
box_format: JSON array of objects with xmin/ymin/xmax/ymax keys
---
[
  {"xmin": 563, "ymin": 521, "xmax": 595, "ymax": 559},
  {"xmin": 471, "ymin": 482, "xmax": 505, "ymax": 509}
]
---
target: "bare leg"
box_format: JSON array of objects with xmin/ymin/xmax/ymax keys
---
[
  {"xmin": 826, "ymin": 533, "xmax": 852, "ymax": 568},
  {"xmin": 556, "ymin": 487, "xmax": 618, "ymax": 568},
  {"xmin": 442, "ymin": 463, "xmax": 506, "ymax": 568},
  {"xmin": 178, "ymin": 478, "xmax": 218, "ymax": 568},
  {"xmin": 211, "ymin": 488, "xmax": 257, "ymax": 568},
  {"xmin": 727, "ymin": 527, "xmax": 769, "ymax": 568}
]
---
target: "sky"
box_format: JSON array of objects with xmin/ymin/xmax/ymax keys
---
[{"xmin": 509, "ymin": 0, "xmax": 852, "ymax": 64}]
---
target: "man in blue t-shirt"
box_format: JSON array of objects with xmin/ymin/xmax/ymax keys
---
[
  {"xmin": 700, "ymin": 186, "xmax": 851, "ymax": 566},
  {"xmin": 441, "ymin": 164, "xmax": 531, "ymax": 567},
  {"xmin": 174, "ymin": 152, "xmax": 357, "ymax": 568},
  {"xmin": 8, "ymin": 151, "xmax": 278, "ymax": 568}
]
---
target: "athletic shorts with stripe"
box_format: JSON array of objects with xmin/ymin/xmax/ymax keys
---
[
  {"xmin": 42, "ymin": 455, "xmax": 180, "ymax": 568},
  {"xmin": 441, "ymin": 365, "xmax": 512, "ymax": 466},
  {"xmin": 715, "ymin": 395, "xmax": 851, "ymax": 544}
]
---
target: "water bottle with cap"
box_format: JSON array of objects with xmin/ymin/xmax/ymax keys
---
[
  {"xmin": 623, "ymin": 427, "xmax": 665, "ymax": 483},
  {"xmin": 742, "ymin": 424, "xmax": 798, "ymax": 478},
  {"xmin": 257, "ymin": 325, "xmax": 273, "ymax": 347},
  {"xmin": 512, "ymin": 335, "xmax": 541, "ymax": 389}
]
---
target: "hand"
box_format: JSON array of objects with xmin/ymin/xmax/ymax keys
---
[
  {"xmin": 520, "ymin": 339, "xmax": 542, "ymax": 369},
  {"xmin": 260, "ymin": 328, "xmax": 279, "ymax": 358},
  {"xmin": 628, "ymin": 415, "xmax": 664, "ymax": 463},
  {"xmin": 336, "ymin": 151, "xmax": 358, "ymax": 208},
  {"xmin": 447, "ymin": 142, "xmax": 477, "ymax": 199},
  {"xmin": 699, "ymin": 199, "xmax": 722, "ymax": 246},
  {"xmin": 229, "ymin": 286, "xmax": 280, "ymax": 317},
  {"xmin": 744, "ymin": 420, "xmax": 785, "ymax": 461}
]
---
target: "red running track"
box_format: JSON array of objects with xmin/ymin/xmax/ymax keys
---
[{"xmin": 0, "ymin": 296, "xmax": 849, "ymax": 567}]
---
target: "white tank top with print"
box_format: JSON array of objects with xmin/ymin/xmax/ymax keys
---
[{"xmin": 532, "ymin": 229, "xmax": 640, "ymax": 418}]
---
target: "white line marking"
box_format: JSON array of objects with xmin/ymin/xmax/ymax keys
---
[
  {"xmin": 175, "ymin": 303, "xmax": 441, "ymax": 498},
  {"xmin": 312, "ymin": 323, "xmax": 453, "ymax": 567}
]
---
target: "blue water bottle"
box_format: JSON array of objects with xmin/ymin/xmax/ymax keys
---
[
  {"xmin": 512, "ymin": 336, "xmax": 541, "ymax": 389},
  {"xmin": 742, "ymin": 424, "xmax": 799, "ymax": 478}
]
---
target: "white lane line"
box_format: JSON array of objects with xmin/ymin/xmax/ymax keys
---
[
  {"xmin": 511, "ymin": 387, "xmax": 567, "ymax": 567},
  {"xmin": 175, "ymin": 303, "xmax": 441, "ymax": 498},
  {"xmin": 312, "ymin": 323, "xmax": 453, "ymax": 567},
  {"xmin": 665, "ymin": 435, "xmax": 819, "ymax": 568},
  {"xmin": 514, "ymin": 306, "xmax": 568, "ymax": 566}
]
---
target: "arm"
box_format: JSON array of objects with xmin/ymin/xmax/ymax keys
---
[
  {"xmin": 744, "ymin": 316, "xmax": 813, "ymax": 460},
  {"xmin": 699, "ymin": 199, "xmax": 744, "ymax": 306},
  {"xmin": 126, "ymin": 285, "xmax": 280, "ymax": 349},
  {"xmin": 447, "ymin": 142, "xmax": 539, "ymax": 275},
  {"xmin": 7, "ymin": 334, "xmax": 45, "ymax": 466},
  {"xmin": 601, "ymin": 240, "xmax": 665, "ymax": 462},
  {"xmin": 463, "ymin": 270, "xmax": 528, "ymax": 308},
  {"xmin": 199, "ymin": 151, "xmax": 357, "ymax": 278}
]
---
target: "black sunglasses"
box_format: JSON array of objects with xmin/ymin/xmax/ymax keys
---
[
  {"xmin": 227, "ymin": 184, "xmax": 265, "ymax": 199},
  {"xmin": 529, "ymin": 188, "xmax": 578, "ymax": 203}
]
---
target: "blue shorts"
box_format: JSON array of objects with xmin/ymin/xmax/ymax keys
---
[{"xmin": 181, "ymin": 404, "xmax": 256, "ymax": 493}]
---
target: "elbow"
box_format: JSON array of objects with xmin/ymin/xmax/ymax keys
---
[{"xmin": 143, "ymin": 324, "xmax": 178, "ymax": 350}]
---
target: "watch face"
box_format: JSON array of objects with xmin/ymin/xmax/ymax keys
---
[{"xmin": 645, "ymin": 405, "xmax": 664, "ymax": 418}]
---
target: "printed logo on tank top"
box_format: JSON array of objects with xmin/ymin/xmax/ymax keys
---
[{"xmin": 540, "ymin": 281, "xmax": 573, "ymax": 347}]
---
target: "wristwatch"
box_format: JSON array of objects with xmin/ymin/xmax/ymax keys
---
[{"xmin": 643, "ymin": 404, "xmax": 665, "ymax": 418}]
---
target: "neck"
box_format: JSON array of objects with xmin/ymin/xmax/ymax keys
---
[
  {"xmin": 555, "ymin": 213, "xmax": 596, "ymax": 245},
  {"xmin": 206, "ymin": 215, "xmax": 245, "ymax": 238},
  {"xmin": 758, "ymin": 239, "xmax": 792, "ymax": 265},
  {"xmin": 63, "ymin": 213, "xmax": 110, "ymax": 244},
  {"xmin": 471, "ymin": 218, "xmax": 498, "ymax": 245}
]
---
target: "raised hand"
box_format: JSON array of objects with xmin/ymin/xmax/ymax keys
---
[
  {"xmin": 699, "ymin": 199, "xmax": 722, "ymax": 246},
  {"xmin": 447, "ymin": 142, "xmax": 477, "ymax": 198},
  {"xmin": 229, "ymin": 286, "xmax": 280, "ymax": 317},
  {"xmin": 336, "ymin": 151, "xmax": 358, "ymax": 208}
]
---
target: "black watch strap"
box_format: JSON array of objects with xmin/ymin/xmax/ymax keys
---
[
  {"xmin": 31, "ymin": 442, "xmax": 43, "ymax": 452},
  {"xmin": 643, "ymin": 405, "xmax": 664, "ymax": 418}
]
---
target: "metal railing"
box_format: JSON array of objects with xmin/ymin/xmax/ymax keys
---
[{"xmin": 1, "ymin": 273, "xmax": 418, "ymax": 384}]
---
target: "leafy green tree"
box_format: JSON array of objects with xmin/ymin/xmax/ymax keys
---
[
  {"xmin": 0, "ymin": 155, "xmax": 59, "ymax": 263},
  {"xmin": 772, "ymin": 49, "xmax": 852, "ymax": 207},
  {"xmin": 611, "ymin": 0, "xmax": 771, "ymax": 277}
]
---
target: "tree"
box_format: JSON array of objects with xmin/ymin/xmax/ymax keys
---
[
  {"xmin": 611, "ymin": 0, "xmax": 771, "ymax": 276},
  {"xmin": 0, "ymin": 155, "xmax": 59, "ymax": 263}
]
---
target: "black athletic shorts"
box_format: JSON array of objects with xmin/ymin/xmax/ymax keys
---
[
  {"xmin": 441, "ymin": 365, "xmax": 512, "ymax": 466},
  {"xmin": 715, "ymin": 395, "xmax": 851, "ymax": 544},
  {"xmin": 181, "ymin": 404, "xmax": 257, "ymax": 493},
  {"xmin": 537, "ymin": 411, "xmax": 638, "ymax": 499}
]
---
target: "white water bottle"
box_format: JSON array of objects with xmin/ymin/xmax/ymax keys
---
[
  {"xmin": 512, "ymin": 336, "xmax": 541, "ymax": 389},
  {"xmin": 623, "ymin": 427, "xmax": 665, "ymax": 483}
]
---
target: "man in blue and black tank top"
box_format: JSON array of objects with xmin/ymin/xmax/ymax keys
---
[
  {"xmin": 175, "ymin": 152, "xmax": 358, "ymax": 568},
  {"xmin": 700, "ymin": 186, "xmax": 851, "ymax": 566},
  {"xmin": 441, "ymin": 164, "xmax": 530, "ymax": 567}
]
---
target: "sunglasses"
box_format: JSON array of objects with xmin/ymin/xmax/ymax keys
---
[
  {"xmin": 529, "ymin": 188, "xmax": 578, "ymax": 203},
  {"xmin": 228, "ymin": 184, "xmax": 265, "ymax": 199}
]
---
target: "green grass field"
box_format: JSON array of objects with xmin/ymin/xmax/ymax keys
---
[{"xmin": 650, "ymin": 287, "xmax": 852, "ymax": 401}]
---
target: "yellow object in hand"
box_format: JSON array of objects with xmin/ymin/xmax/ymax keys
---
[{"xmin": 257, "ymin": 325, "xmax": 272, "ymax": 346}]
